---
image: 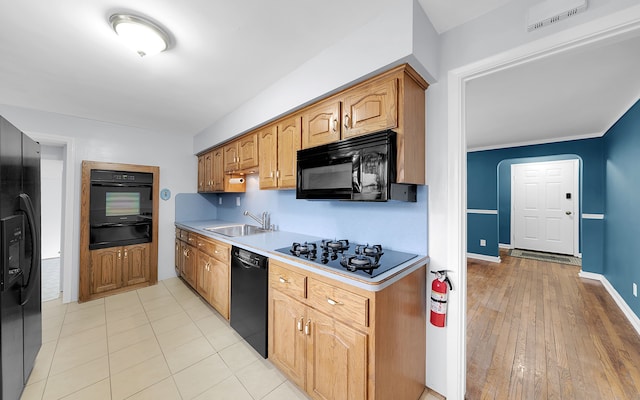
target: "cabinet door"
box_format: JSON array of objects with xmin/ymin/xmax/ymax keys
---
[
  {"xmin": 196, "ymin": 251, "xmax": 213, "ymax": 300},
  {"xmin": 269, "ymin": 290, "xmax": 307, "ymax": 388},
  {"xmin": 212, "ymin": 148, "xmax": 224, "ymax": 192},
  {"xmin": 197, "ymin": 155, "xmax": 206, "ymax": 192},
  {"xmin": 181, "ymin": 242, "xmax": 197, "ymax": 288},
  {"xmin": 209, "ymin": 257, "xmax": 230, "ymax": 320},
  {"xmin": 306, "ymin": 309, "xmax": 367, "ymax": 400},
  {"xmin": 277, "ymin": 116, "xmax": 301, "ymax": 189},
  {"xmin": 175, "ymin": 238, "xmax": 181, "ymax": 275},
  {"xmin": 204, "ymin": 151, "xmax": 214, "ymax": 192},
  {"xmin": 343, "ymin": 77, "xmax": 398, "ymax": 139},
  {"xmin": 123, "ymin": 243, "xmax": 150, "ymax": 286},
  {"xmin": 258, "ymin": 125, "xmax": 278, "ymax": 189},
  {"xmin": 223, "ymin": 142, "xmax": 239, "ymax": 172},
  {"xmin": 90, "ymin": 247, "xmax": 123, "ymax": 294},
  {"xmin": 238, "ymin": 133, "xmax": 259, "ymax": 170},
  {"xmin": 302, "ymin": 100, "xmax": 341, "ymax": 149}
]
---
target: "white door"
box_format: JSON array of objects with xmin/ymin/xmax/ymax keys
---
[{"xmin": 511, "ymin": 159, "xmax": 578, "ymax": 255}]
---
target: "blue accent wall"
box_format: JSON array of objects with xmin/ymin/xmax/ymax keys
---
[
  {"xmin": 467, "ymin": 213, "xmax": 499, "ymax": 257},
  {"xmin": 604, "ymin": 99, "xmax": 640, "ymax": 317},
  {"xmin": 467, "ymin": 137, "xmax": 605, "ymax": 271}
]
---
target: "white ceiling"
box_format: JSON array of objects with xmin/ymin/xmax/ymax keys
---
[{"xmin": 0, "ymin": 1, "xmax": 638, "ymax": 151}]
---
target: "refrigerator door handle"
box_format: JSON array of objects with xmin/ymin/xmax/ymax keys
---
[{"xmin": 18, "ymin": 193, "xmax": 40, "ymax": 306}]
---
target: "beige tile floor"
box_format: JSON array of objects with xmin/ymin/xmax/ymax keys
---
[{"xmin": 22, "ymin": 277, "xmax": 442, "ymax": 400}]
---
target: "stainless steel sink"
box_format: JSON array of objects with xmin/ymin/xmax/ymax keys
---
[{"xmin": 203, "ymin": 224, "xmax": 268, "ymax": 237}]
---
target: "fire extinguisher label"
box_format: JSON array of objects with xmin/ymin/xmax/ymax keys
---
[
  {"xmin": 431, "ymin": 299, "xmax": 447, "ymax": 314},
  {"xmin": 431, "ymin": 291, "xmax": 447, "ymax": 302}
]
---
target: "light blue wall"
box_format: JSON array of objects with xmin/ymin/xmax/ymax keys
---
[
  {"xmin": 603, "ymin": 99, "xmax": 640, "ymax": 317},
  {"xmin": 176, "ymin": 175, "xmax": 428, "ymax": 254}
]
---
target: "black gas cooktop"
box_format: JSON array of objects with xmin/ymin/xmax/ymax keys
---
[{"xmin": 274, "ymin": 239, "xmax": 418, "ymax": 279}]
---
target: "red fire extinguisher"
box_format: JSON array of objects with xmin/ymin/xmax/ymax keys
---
[{"xmin": 430, "ymin": 270, "xmax": 453, "ymax": 327}]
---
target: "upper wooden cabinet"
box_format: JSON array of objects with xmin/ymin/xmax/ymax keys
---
[
  {"xmin": 197, "ymin": 155, "xmax": 205, "ymax": 192},
  {"xmin": 212, "ymin": 148, "xmax": 225, "ymax": 192},
  {"xmin": 342, "ymin": 76, "xmax": 398, "ymax": 139},
  {"xmin": 198, "ymin": 63, "xmax": 428, "ymax": 187},
  {"xmin": 258, "ymin": 117, "xmax": 301, "ymax": 189},
  {"xmin": 197, "ymin": 147, "xmax": 243, "ymax": 193},
  {"xmin": 224, "ymin": 133, "xmax": 259, "ymax": 173},
  {"xmin": 301, "ymin": 99, "xmax": 341, "ymax": 149}
]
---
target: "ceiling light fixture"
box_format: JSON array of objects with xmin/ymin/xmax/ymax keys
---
[{"xmin": 109, "ymin": 13, "xmax": 169, "ymax": 57}]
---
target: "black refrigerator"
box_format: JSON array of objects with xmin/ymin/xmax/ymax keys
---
[{"xmin": 0, "ymin": 116, "xmax": 42, "ymax": 400}]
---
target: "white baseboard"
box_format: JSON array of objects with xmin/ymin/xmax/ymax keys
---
[
  {"xmin": 499, "ymin": 243, "xmax": 513, "ymax": 249},
  {"xmin": 467, "ymin": 253, "xmax": 501, "ymax": 263},
  {"xmin": 579, "ymin": 271, "xmax": 640, "ymax": 337}
]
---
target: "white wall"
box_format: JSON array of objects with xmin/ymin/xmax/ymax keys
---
[
  {"xmin": 0, "ymin": 104, "xmax": 195, "ymax": 301},
  {"xmin": 40, "ymin": 146, "xmax": 64, "ymax": 259}
]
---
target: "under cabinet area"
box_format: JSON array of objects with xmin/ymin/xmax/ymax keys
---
[
  {"xmin": 175, "ymin": 227, "xmax": 231, "ymax": 320},
  {"xmin": 268, "ymin": 259, "xmax": 426, "ymax": 400}
]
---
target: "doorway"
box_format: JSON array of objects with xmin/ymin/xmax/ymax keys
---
[
  {"xmin": 511, "ymin": 159, "xmax": 579, "ymax": 256},
  {"xmin": 40, "ymin": 145, "xmax": 64, "ymax": 301}
]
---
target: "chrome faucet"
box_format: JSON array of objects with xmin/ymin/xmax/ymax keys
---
[{"xmin": 244, "ymin": 210, "xmax": 271, "ymax": 230}]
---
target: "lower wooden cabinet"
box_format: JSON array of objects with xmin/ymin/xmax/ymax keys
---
[
  {"xmin": 175, "ymin": 227, "xmax": 231, "ymax": 320},
  {"xmin": 268, "ymin": 259, "xmax": 426, "ymax": 400},
  {"xmin": 89, "ymin": 243, "xmax": 151, "ymax": 296}
]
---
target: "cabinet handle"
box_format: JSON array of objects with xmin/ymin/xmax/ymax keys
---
[
  {"xmin": 118, "ymin": 250, "xmax": 121, "ymax": 259},
  {"xmin": 270, "ymin": 171, "xmax": 274, "ymax": 178},
  {"xmin": 279, "ymin": 277, "xmax": 288, "ymax": 284},
  {"xmin": 332, "ymin": 118, "xmax": 338, "ymax": 132},
  {"xmin": 304, "ymin": 319, "xmax": 311, "ymax": 335},
  {"xmin": 344, "ymin": 114, "xmax": 350, "ymax": 130},
  {"xmin": 297, "ymin": 317, "xmax": 303, "ymax": 332},
  {"xmin": 124, "ymin": 249, "xmax": 128, "ymax": 258},
  {"xmin": 326, "ymin": 297, "xmax": 342, "ymax": 306},
  {"xmin": 276, "ymin": 170, "xmax": 280, "ymax": 179},
  {"xmin": 205, "ymin": 262, "xmax": 210, "ymax": 271}
]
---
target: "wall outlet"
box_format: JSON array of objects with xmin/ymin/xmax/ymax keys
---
[
  {"xmin": 633, "ymin": 283, "xmax": 638, "ymax": 297},
  {"xmin": 236, "ymin": 197, "xmax": 241, "ymax": 207},
  {"xmin": 218, "ymin": 197, "xmax": 222, "ymax": 205},
  {"xmin": 480, "ymin": 239, "xmax": 486, "ymax": 247}
]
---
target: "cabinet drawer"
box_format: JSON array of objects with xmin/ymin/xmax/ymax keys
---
[
  {"xmin": 269, "ymin": 262, "xmax": 306, "ymax": 299},
  {"xmin": 197, "ymin": 237, "xmax": 229, "ymax": 262},
  {"xmin": 185, "ymin": 232, "xmax": 197, "ymax": 246},
  {"xmin": 308, "ymin": 279, "xmax": 369, "ymax": 327},
  {"xmin": 175, "ymin": 227, "xmax": 182, "ymax": 238}
]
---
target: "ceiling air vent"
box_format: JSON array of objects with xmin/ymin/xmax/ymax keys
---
[{"xmin": 527, "ymin": 0, "xmax": 587, "ymax": 32}]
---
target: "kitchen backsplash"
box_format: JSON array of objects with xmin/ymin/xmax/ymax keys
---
[{"xmin": 176, "ymin": 175, "xmax": 428, "ymax": 254}]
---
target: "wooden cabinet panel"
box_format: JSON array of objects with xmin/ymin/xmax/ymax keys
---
[
  {"xmin": 209, "ymin": 257, "xmax": 229, "ymax": 319},
  {"xmin": 238, "ymin": 133, "xmax": 259, "ymax": 170},
  {"xmin": 196, "ymin": 236, "xmax": 229, "ymax": 263},
  {"xmin": 175, "ymin": 238, "xmax": 181, "ymax": 275},
  {"xmin": 302, "ymin": 100, "xmax": 341, "ymax": 149},
  {"xmin": 269, "ymin": 261, "xmax": 307, "ymax": 299},
  {"xmin": 212, "ymin": 148, "xmax": 224, "ymax": 192},
  {"xmin": 123, "ymin": 243, "xmax": 150, "ymax": 286},
  {"xmin": 223, "ymin": 142, "xmax": 239, "ymax": 172},
  {"xmin": 308, "ymin": 279, "xmax": 369, "ymax": 328},
  {"xmin": 307, "ymin": 309, "xmax": 367, "ymax": 400},
  {"xmin": 197, "ymin": 155, "xmax": 205, "ymax": 192},
  {"xmin": 269, "ymin": 289, "xmax": 307, "ymax": 388},
  {"xmin": 277, "ymin": 116, "xmax": 301, "ymax": 189},
  {"xmin": 204, "ymin": 151, "xmax": 214, "ymax": 192},
  {"xmin": 90, "ymin": 247, "xmax": 123, "ymax": 294},
  {"xmin": 196, "ymin": 251, "xmax": 214, "ymax": 301},
  {"xmin": 181, "ymin": 242, "xmax": 197, "ymax": 288},
  {"xmin": 258, "ymin": 125, "xmax": 278, "ymax": 189},
  {"xmin": 343, "ymin": 77, "xmax": 398, "ymax": 139}
]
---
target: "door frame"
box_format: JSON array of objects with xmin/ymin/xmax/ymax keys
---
[
  {"xmin": 28, "ymin": 132, "xmax": 76, "ymax": 304},
  {"xmin": 447, "ymin": 7, "xmax": 640, "ymax": 399},
  {"xmin": 510, "ymin": 159, "xmax": 580, "ymax": 256}
]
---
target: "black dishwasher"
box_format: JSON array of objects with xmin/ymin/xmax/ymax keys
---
[{"xmin": 230, "ymin": 246, "xmax": 269, "ymax": 358}]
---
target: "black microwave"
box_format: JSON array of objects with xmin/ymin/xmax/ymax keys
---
[{"xmin": 297, "ymin": 130, "xmax": 414, "ymax": 201}]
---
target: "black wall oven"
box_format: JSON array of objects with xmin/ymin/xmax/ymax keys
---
[
  {"xmin": 296, "ymin": 130, "xmax": 397, "ymax": 201},
  {"xmin": 89, "ymin": 170, "xmax": 153, "ymax": 250}
]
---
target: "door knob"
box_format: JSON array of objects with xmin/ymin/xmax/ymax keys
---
[{"xmin": 565, "ymin": 211, "xmax": 572, "ymax": 215}]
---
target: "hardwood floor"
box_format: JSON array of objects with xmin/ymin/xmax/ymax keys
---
[{"xmin": 466, "ymin": 250, "xmax": 640, "ymax": 400}]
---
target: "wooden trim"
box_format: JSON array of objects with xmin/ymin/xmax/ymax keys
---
[{"xmin": 79, "ymin": 161, "xmax": 159, "ymax": 302}]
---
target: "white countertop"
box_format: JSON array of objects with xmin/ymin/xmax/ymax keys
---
[{"xmin": 176, "ymin": 219, "xmax": 428, "ymax": 291}]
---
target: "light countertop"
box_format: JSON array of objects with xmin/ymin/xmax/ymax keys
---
[{"xmin": 176, "ymin": 219, "xmax": 428, "ymax": 291}]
